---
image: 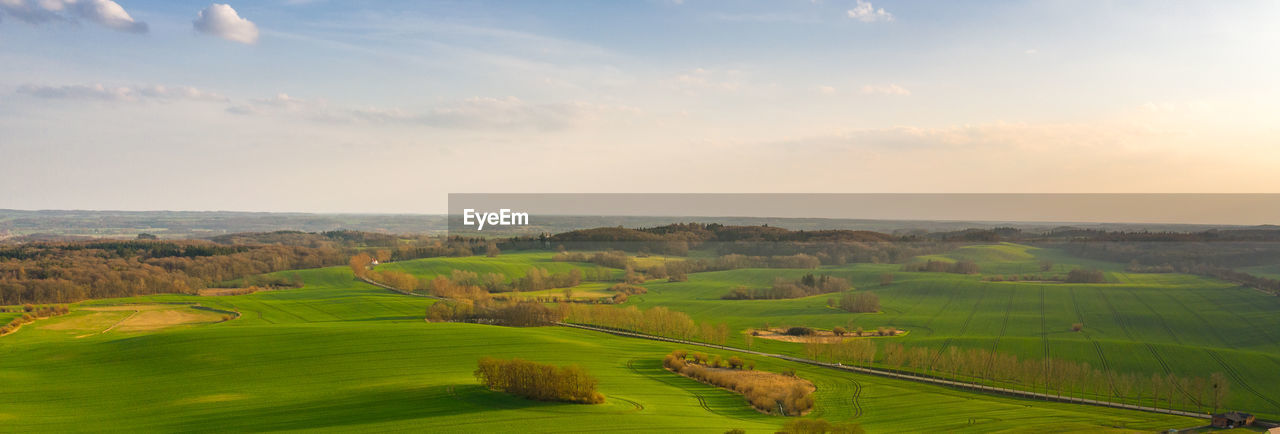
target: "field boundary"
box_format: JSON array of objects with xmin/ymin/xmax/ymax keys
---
[
  {"xmin": 557, "ymin": 322, "xmax": 1216, "ymax": 422},
  {"xmin": 359, "ymin": 277, "xmax": 441, "ymax": 299}
]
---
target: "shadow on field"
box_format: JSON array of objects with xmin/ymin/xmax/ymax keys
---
[{"xmin": 162, "ymin": 384, "xmax": 570, "ymax": 431}]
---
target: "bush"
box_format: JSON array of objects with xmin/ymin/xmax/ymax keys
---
[
  {"xmin": 721, "ymin": 274, "xmax": 850, "ymax": 300},
  {"xmin": 1072, "ymin": 323, "xmax": 1084, "ymax": 332},
  {"xmin": 838, "ymin": 292, "xmax": 880, "ymax": 313},
  {"xmin": 784, "ymin": 326, "xmax": 815, "ymax": 336},
  {"xmin": 663, "ymin": 350, "xmax": 813, "ymax": 415},
  {"xmin": 1065, "ymin": 268, "xmax": 1106, "ymax": 283},
  {"xmin": 780, "ymin": 418, "xmax": 865, "ymax": 434},
  {"xmin": 608, "ymin": 283, "xmax": 648, "ymax": 295},
  {"xmin": 474, "ymin": 357, "xmax": 605, "ymax": 404}
]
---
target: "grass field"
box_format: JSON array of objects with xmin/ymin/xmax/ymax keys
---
[
  {"xmin": 1238, "ymin": 264, "xmax": 1280, "ymax": 281},
  {"xmin": 375, "ymin": 252, "xmax": 616, "ymax": 283},
  {"xmin": 614, "ymin": 243, "xmax": 1280, "ymax": 419},
  {"xmin": 0, "ymin": 261, "xmax": 1203, "ymax": 432}
]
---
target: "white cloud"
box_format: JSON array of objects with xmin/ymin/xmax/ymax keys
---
[
  {"xmin": 1025, "ymin": 48, "xmax": 1038, "ymax": 55},
  {"xmin": 193, "ymin": 3, "xmax": 259, "ymax": 44},
  {"xmin": 859, "ymin": 84, "xmax": 910, "ymax": 95},
  {"xmin": 16, "ymin": 83, "xmax": 227, "ymax": 102},
  {"xmin": 228, "ymin": 93, "xmax": 632, "ymax": 131},
  {"xmin": 846, "ymin": 0, "xmax": 892, "ymax": 22},
  {"xmin": 818, "ymin": 85, "xmax": 836, "ymax": 94},
  {"xmin": 667, "ymin": 68, "xmax": 746, "ymax": 94},
  {"xmin": 0, "ymin": 0, "xmax": 146, "ymax": 32}
]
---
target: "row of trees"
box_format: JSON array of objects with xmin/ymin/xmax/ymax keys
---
[
  {"xmin": 835, "ymin": 291, "xmax": 880, "ymax": 313},
  {"xmin": 563, "ymin": 304, "xmax": 731, "ymax": 345},
  {"xmin": 663, "ymin": 350, "xmax": 814, "ymax": 416},
  {"xmin": 901, "ymin": 260, "xmax": 980, "ymax": 274},
  {"xmin": 1, "ymin": 304, "xmax": 69, "ymax": 336},
  {"xmin": 722, "ymin": 274, "xmax": 851, "ymax": 300},
  {"xmin": 426, "ymin": 299, "xmax": 566, "ymax": 326},
  {"xmin": 775, "ymin": 418, "xmax": 865, "ymax": 434},
  {"xmin": 803, "ymin": 340, "xmax": 1233, "ymax": 413},
  {"xmin": 608, "ymin": 283, "xmax": 648, "ymax": 295},
  {"xmin": 0, "ymin": 240, "xmax": 355, "ymax": 304},
  {"xmin": 1065, "ymin": 268, "xmax": 1107, "ymax": 283},
  {"xmin": 474, "ymin": 357, "xmax": 604, "ymax": 404}
]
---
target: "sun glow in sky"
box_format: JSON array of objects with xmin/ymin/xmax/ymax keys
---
[{"xmin": 2, "ymin": 0, "xmax": 1278, "ymax": 213}]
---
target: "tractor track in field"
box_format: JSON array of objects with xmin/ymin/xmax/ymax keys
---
[
  {"xmin": 254, "ymin": 309, "xmax": 275, "ymax": 324},
  {"xmin": 1101, "ymin": 280, "xmax": 1193, "ymax": 402},
  {"xmin": 257, "ymin": 300, "xmax": 309, "ymax": 323},
  {"xmin": 626, "ymin": 358, "xmax": 760, "ymax": 422},
  {"xmin": 1068, "ymin": 287, "xmax": 1112, "ymax": 379},
  {"xmin": 986, "ymin": 288, "xmax": 1015, "ymax": 374},
  {"xmin": 1120, "ymin": 285, "xmax": 1183, "ymax": 345},
  {"xmin": 1205, "ymin": 350, "xmax": 1280, "ymax": 411},
  {"xmin": 1187, "ymin": 287, "xmax": 1280, "ymax": 351},
  {"xmin": 1040, "ymin": 287, "xmax": 1050, "ymax": 371},
  {"xmin": 1154, "ymin": 284, "xmax": 1236, "ymax": 350},
  {"xmin": 848, "ymin": 377, "xmax": 863, "ymax": 419},
  {"xmin": 921, "ymin": 282, "xmax": 962, "ymax": 333},
  {"xmin": 884, "ymin": 284, "xmax": 929, "ymax": 328},
  {"xmin": 1115, "ymin": 286, "xmax": 1202, "ymax": 412},
  {"xmin": 1097, "ymin": 291, "xmax": 1135, "ymax": 341},
  {"xmin": 931, "ymin": 286, "xmax": 987, "ymax": 368}
]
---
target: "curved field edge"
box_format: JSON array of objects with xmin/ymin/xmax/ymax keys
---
[{"xmin": 0, "ymin": 319, "xmax": 1197, "ymax": 433}]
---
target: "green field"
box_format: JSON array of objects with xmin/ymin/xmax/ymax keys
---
[
  {"xmin": 1239, "ymin": 264, "xmax": 1280, "ymax": 281},
  {"xmin": 613, "ymin": 243, "xmax": 1280, "ymax": 419},
  {"xmin": 375, "ymin": 252, "xmax": 615, "ymax": 283},
  {"xmin": 0, "ymin": 259, "xmax": 1204, "ymax": 432}
]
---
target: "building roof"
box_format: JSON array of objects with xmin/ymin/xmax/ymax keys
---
[{"xmin": 1214, "ymin": 411, "xmax": 1252, "ymax": 422}]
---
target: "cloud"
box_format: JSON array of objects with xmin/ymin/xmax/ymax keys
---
[
  {"xmin": 846, "ymin": 0, "xmax": 892, "ymax": 22},
  {"xmin": 1024, "ymin": 48, "xmax": 1038, "ymax": 55},
  {"xmin": 228, "ymin": 94, "xmax": 629, "ymax": 131},
  {"xmin": 193, "ymin": 3, "xmax": 259, "ymax": 44},
  {"xmin": 818, "ymin": 85, "xmax": 836, "ymax": 94},
  {"xmin": 0, "ymin": 0, "xmax": 146, "ymax": 32},
  {"xmin": 666, "ymin": 68, "xmax": 746, "ymax": 94},
  {"xmin": 859, "ymin": 84, "xmax": 910, "ymax": 96},
  {"xmin": 17, "ymin": 83, "xmax": 227, "ymax": 102}
]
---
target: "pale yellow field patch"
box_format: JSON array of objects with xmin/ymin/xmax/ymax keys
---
[
  {"xmin": 111, "ymin": 308, "xmax": 225, "ymax": 332},
  {"xmin": 172, "ymin": 393, "xmax": 250, "ymax": 406},
  {"xmin": 39, "ymin": 311, "xmax": 134, "ymax": 334}
]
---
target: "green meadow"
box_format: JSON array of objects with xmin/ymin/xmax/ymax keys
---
[
  {"xmin": 2, "ymin": 243, "xmax": 1273, "ymax": 431},
  {"xmin": 616, "ymin": 243, "xmax": 1280, "ymax": 419}
]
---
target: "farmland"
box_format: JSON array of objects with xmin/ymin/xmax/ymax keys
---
[
  {"xmin": 0, "ymin": 255, "xmax": 1205, "ymax": 432},
  {"xmin": 615, "ymin": 243, "xmax": 1280, "ymax": 419}
]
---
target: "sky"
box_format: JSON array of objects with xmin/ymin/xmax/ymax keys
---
[{"xmin": 1, "ymin": 0, "xmax": 1278, "ymax": 214}]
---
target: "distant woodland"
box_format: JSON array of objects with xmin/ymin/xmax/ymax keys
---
[
  {"xmin": 5, "ymin": 223, "xmax": 1280, "ymax": 305},
  {"xmin": 0, "ymin": 231, "xmax": 492, "ymax": 305}
]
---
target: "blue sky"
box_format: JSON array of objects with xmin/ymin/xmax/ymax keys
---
[{"xmin": 2, "ymin": 0, "xmax": 1278, "ymax": 212}]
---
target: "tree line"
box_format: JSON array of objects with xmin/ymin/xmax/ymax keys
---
[
  {"xmin": 1, "ymin": 304, "xmax": 69, "ymax": 336},
  {"xmin": 474, "ymin": 357, "xmax": 604, "ymax": 404},
  {"xmin": 722, "ymin": 274, "xmax": 851, "ymax": 300},
  {"xmin": 803, "ymin": 339, "xmax": 1233, "ymax": 414},
  {"xmin": 563, "ymin": 304, "xmax": 730, "ymax": 345},
  {"xmin": 662, "ymin": 349, "xmax": 814, "ymax": 416},
  {"xmin": 900, "ymin": 260, "xmax": 980, "ymax": 274}
]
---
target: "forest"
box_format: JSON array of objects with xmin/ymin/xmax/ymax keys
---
[{"xmin": 0, "ymin": 231, "xmax": 496, "ymax": 304}]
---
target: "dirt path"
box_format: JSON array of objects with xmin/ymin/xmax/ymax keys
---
[{"xmin": 96, "ymin": 310, "xmax": 141, "ymax": 335}]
